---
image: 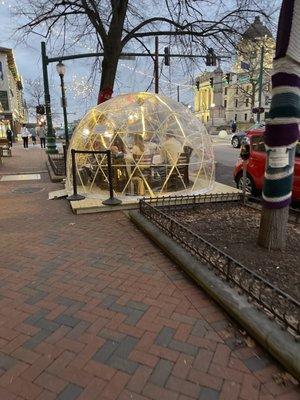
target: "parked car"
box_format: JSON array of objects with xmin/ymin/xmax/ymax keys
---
[
  {"xmin": 231, "ymin": 122, "xmax": 265, "ymax": 148},
  {"xmin": 55, "ymin": 129, "xmax": 65, "ymax": 139},
  {"xmin": 233, "ymin": 129, "xmax": 300, "ymax": 201},
  {"xmin": 55, "ymin": 128, "xmax": 72, "ymax": 140}
]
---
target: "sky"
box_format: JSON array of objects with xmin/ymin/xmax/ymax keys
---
[
  {"xmin": 0, "ymin": 1, "xmax": 279, "ymax": 126},
  {"xmin": 0, "ymin": 1, "xmax": 220, "ymax": 126}
]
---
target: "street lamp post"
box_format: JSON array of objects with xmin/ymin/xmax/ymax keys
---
[{"xmin": 56, "ymin": 61, "xmax": 69, "ymax": 148}]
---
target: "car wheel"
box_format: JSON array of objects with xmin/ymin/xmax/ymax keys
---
[
  {"xmin": 232, "ymin": 137, "xmax": 240, "ymax": 148},
  {"xmin": 236, "ymin": 172, "xmax": 257, "ymax": 196}
]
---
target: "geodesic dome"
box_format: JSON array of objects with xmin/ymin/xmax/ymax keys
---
[{"xmin": 66, "ymin": 92, "xmax": 214, "ymax": 199}]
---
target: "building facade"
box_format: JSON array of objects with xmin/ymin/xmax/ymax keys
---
[
  {"xmin": 194, "ymin": 17, "xmax": 275, "ymax": 127},
  {"xmin": 0, "ymin": 47, "xmax": 27, "ymax": 138}
]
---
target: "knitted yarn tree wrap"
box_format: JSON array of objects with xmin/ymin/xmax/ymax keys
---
[{"xmin": 262, "ymin": 0, "xmax": 300, "ymax": 208}]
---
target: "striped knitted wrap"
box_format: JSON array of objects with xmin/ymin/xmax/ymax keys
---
[{"xmin": 262, "ymin": 0, "xmax": 300, "ymax": 209}]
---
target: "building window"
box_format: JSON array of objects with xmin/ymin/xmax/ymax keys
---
[
  {"xmin": 224, "ymin": 100, "xmax": 227, "ymax": 108},
  {"xmin": 235, "ymin": 99, "xmax": 238, "ymax": 108},
  {"xmin": 224, "ymin": 87, "xmax": 228, "ymax": 95},
  {"xmin": 245, "ymin": 98, "xmax": 249, "ymax": 107},
  {"xmin": 0, "ymin": 91, "xmax": 9, "ymax": 111},
  {"xmin": 252, "ymin": 135, "xmax": 265, "ymax": 152},
  {"xmin": 244, "ymin": 113, "xmax": 248, "ymax": 121},
  {"xmin": 0, "ymin": 61, "xmax": 3, "ymax": 80}
]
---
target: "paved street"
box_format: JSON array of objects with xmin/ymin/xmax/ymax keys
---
[
  {"xmin": 212, "ymin": 136, "xmax": 240, "ymax": 188},
  {"xmin": 0, "ymin": 144, "xmax": 298, "ymax": 400}
]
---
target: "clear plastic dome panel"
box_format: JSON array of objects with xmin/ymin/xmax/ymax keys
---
[{"xmin": 67, "ymin": 92, "xmax": 215, "ymax": 198}]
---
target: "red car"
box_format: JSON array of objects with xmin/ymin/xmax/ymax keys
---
[{"xmin": 233, "ymin": 127, "xmax": 300, "ymax": 201}]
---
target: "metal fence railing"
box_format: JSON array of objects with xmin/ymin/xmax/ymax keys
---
[
  {"xmin": 48, "ymin": 153, "xmax": 66, "ymax": 176},
  {"xmin": 139, "ymin": 194, "xmax": 300, "ymax": 337}
]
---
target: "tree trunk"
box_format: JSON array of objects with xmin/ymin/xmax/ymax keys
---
[
  {"xmin": 97, "ymin": 49, "xmax": 120, "ymax": 104},
  {"xmin": 258, "ymin": 206, "xmax": 289, "ymax": 250},
  {"xmin": 97, "ymin": 0, "xmax": 129, "ymax": 104}
]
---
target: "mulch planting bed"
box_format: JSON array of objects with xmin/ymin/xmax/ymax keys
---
[{"xmin": 166, "ymin": 202, "xmax": 300, "ymax": 301}]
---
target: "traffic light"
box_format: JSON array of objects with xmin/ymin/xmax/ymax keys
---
[
  {"xmin": 209, "ymin": 77, "xmax": 214, "ymax": 88},
  {"xmin": 36, "ymin": 105, "xmax": 45, "ymax": 115},
  {"xmin": 164, "ymin": 46, "xmax": 170, "ymax": 66},
  {"xmin": 225, "ymin": 73, "xmax": 230, "ymax": 84},
  {"xmin": 206, "ymin": 48, "xmax": 217, "ymax": 67}
]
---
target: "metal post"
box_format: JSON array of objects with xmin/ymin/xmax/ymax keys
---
[
  {"xmin": 41, "ymin": 42, "xmax": 57, "ymax": 154},
  {"xmin": 154, "ymin": 36, "xmax": 159, "ymax": 94},
  {"xmin": 242, "ymin": 160, "xmax": 247, "ymax": 204},
  {"xmin": 102, "ymin": 150, "xmax": 122, "ymax": 206},
  {"xmin": 67, "ymin": 149, "xmax": 85, "ymax": 201},
  {"xmin": 257, "ymin": 46, "xmax": 265, "ymax": 123},
  {"xmin": 59, "ymin": 73, "xmax": 69, "ymax": 147},
  {"xmin": 62, "ymin": 144, "xmax": 67, "ymax": 175},
  {"xmin": 177, "ymin": 85, "xmax": 180, "ymax": 102}
]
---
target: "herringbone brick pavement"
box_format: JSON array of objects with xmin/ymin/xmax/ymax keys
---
[{"xmin": 0, "ymin": 144, "xmax": 298, "ymax": 399}]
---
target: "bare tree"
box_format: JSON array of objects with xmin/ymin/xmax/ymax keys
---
[
  {"xmin": 24, "ymin": 77, "xmax": 44, "ymax": 117},
  {"xmin": 257, "ymin": 0, "xmax": 300, "ymax": 250},
  {"xmin": 24, "ymin": 77, "xmax": 62, "ymax": 122},
  {"xmin": 15, "ymin": 0, "xmax": 277, "ymax": 104},
  {"xmin": 25, "ymin": 78, "xmax": 44, "ymax": 104}
]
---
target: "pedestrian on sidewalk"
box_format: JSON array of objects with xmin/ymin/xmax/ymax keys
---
[
  {"xmin": 20, "ymin": 124, "xmax": 30, "ymax": 148},
  {"xmin": 231, "ymin": 120, "xmax": 237, "ymax": 133},
  {"xmin": 31, "ymin": 129, "xmax": 37, "ymax": 145},
  {"xmin": 6, "ymin": 128, "xmax": 13, "ymax": 147},
  {"xmin": 37, "ymin": 125, "xmax": 46, "ymax": 149}
]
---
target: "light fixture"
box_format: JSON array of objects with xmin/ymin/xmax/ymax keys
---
[
  {"xmin": 82, "ymin": 128, "xmax": 90, "ymax": 137},
  {"xmin": 128, "ymin": 112, "xmax": 139, "ymax": 124},
  {"xmin": 103, "ymin": 130, "xmax": 113, "ymax": 138},
  {"xmin": 56, "ymin": 61, "xmax": 66, "ymax": 76}
]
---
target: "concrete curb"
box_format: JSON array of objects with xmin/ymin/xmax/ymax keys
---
[{"xmin": 128, "ymin": 210, "xmax": 300, "ymax": 380}]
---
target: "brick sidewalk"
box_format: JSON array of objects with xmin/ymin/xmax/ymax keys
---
[
  {"xmin": 0, "ymin": 142, "xmax": 49, "ymax": 175},
  {"xmin": 0, "ymin": 146, "xmax": 298, "ymax": 400}
]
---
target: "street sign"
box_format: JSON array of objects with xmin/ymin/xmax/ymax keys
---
[{"xmin": 119, "ymin": 55, "xmax": 136, "ymax": 60}]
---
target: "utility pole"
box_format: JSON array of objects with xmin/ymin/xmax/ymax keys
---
[
  {"xmin": 257, "ymin": 46, "xmax": 265, "ymax": 123},
  {"xmin": 41, "ymin": 42, "xmax": 57, "ymax": 154},
  {"xmin": 154, "ymin": 36, "xmax": 159, "ymax": 94},
  {"xmin": 177, "ymin": 86, "xmax": 180, "ymax": 102}
]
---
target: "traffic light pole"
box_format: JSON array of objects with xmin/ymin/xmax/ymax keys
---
[
  {"xmin": 257, "ymin": 46, "xmax": 265, "ymax": 123},
  {"xmin": 41, "ymin": 40, "xmax": 231, "ymax": 137},
  {"xmin": 154, "ymin": 36, "xmax": 159, "ymax": 94},
  {"xmin": 41, "ymin": 42, "xmax": 57, "ymax": 154}
]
